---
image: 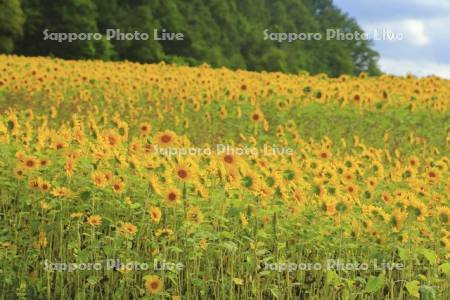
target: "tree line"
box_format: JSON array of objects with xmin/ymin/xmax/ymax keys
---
[{"xmin": 0, "ymin": 0, "xmax": 381, "ymax": 76}]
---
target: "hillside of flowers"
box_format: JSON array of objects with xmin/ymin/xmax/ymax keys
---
[{"xmin": 0, "ymin": 55, "xmax": 449, "ymax": 299}]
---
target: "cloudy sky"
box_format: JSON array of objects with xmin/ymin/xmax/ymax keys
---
[{"xmin": 334, "ymin": 0, "xmax": 450, "ymax": 78}]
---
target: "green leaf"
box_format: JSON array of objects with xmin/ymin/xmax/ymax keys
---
[
  {"xmin": 167, "ymin": 246, "xmax": 183, "ymax": 254},
  {"xmin": 419, "ymin": 248, "xmax": 437, "ymax": 265},
  {"xmin": 326, "ymin": 270, "xmax": 340, "ymax": 286},
  {"xmin": 80, "ymin": 191, "xmax": 91, "ymax": 201},
  {"xmin": 87, "ymin": 275, "xmax": 100, "ymax": 285},
  {"xmin": 438, "ymin": 262, "xmax": 450, "ymax": 275},
  {"xmin": 219, "ymin": 231, "xmax": 233, "ymax": 240},
  {"xmin": 255, "ymin": 249, "xmax": 267, "ymax": 256},
  {"xmin": 397, "ymin": 246, "xmax": 408, "ymax": 261},
  {"xmin": 405, "ymin": 280, "xmax": 420, "ymax": 298},
  {"xmin": 269, "ymin": 287, "xmax": 280, "ymax": 298},
  {"xmin": 222, "ymin": 241, "xmax": 237, "ymax": 252},
  {"xmin": 365, "ymin": 273, "xmax": 385, "ymax": 293},
  {"xmin": 130, "ymin": 202, "xmax": 141, "ymax": 209},
  {"xmin": 419, "ymin": 285, "xmax": 436, "ymax": 300}
]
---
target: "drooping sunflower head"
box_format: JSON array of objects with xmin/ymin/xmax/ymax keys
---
[{"xmin": 148, "ymin": 206, "xmax": 162, "ymax": 223}]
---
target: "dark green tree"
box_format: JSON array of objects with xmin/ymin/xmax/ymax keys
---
[
  {"xmin": 0, "ymin": 0, "xmax": 25, "ymax": 53},
  {"xmin": 3, "ymin": 0, "xmax": 381, "ymax": 76}
]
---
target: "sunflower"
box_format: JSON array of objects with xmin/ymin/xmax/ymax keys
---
[
  {"xmin": 239, "ymin": 212, "xmax": 249, "ymax": 228},
  {"xmin": 119, "ymin": 222, "xmax": 138, "ymax": 235},
  {"xmin": 436, "ymin": 207, "xmax": 450, "ymax": 225},
  {"xmin": 425, "ymin": 168, "xmax": 440, "ymax": 183},
  {"xmin": 6, "ymin": 111, "xmax": 20, "ymax": 134},
  {"xmin": 104, "ymin": 171, "xmax": 113, "ymax": 183},
  {"xmin": 219, "ymin": 153, "xmax": 240, "ymax": 170},
  {"xmin": 32, "ymin": 231, "xmax": 48, "ymax": 249},
  {"xmin": 64, "ymin": 158, "xmax": 76, "ymax": 177},
  {"xmin": 23, "ymin": 156, "xmax": 38, "ymax": 170},
  {"xmin": 40, "ymin": 201, "xmax": 50, "ymax": 210},
  {"xmin": 186, "ymin": 207, "xmax": 204, "ymax": 224},
  {"xmin": 407, "ymin": 199, "xmax": 428, "ymax": 221},
  {"xmin": 173, "ymin": 162, "xmax": 194, "ymax": 182},
  {"xmin": 112, "ymin": 178, "xmax": 125, "ymax": 194},
  {"xmin": 381, "ymin": 192, "xmax": 392, "ymax": 203},
  {"xmin": 282, "ymin": 167, "xmax": 302, "ymax": 185},
  {"xmin": 440, "ymin": 237, "xmax": 450, "ymax": 249},
  {"xmin": 390, "ymin": 209, "xmax": 407, "ymax": 232},
  {"xmin": 29, "ymin": 178, "xmax": 41, "ymax": 190},
  {"xmin": 199, "ymin": 238, "xmax": 208, "ymax": 251},
  {"xmin": 321, "ymin": 197, "xmax": 336, "ymax": 216},
  {"xmin": 87, "ymin": 215, "xmax": 102, "ymax": 227},
  {"xmin": 155, "ymin": 228, "xmax": 174, "ymax": 238},
  {"xmin": 410, "ymin": 179, "xmax": 429, "ymax": 196},
  {"xmin": 148, "ymin": 206, "xmax": 162, "ymax": 223},
  {"xmin": 317, "ymin": 148, "xmax": 332, "ymax": 160},
  {"xmin": 219, "ymin": 106, "xmax": 228, "ymax": 119},
  {"xmin": 241, "ymin": 171, "xmax": 261, "ymax": 191},
  {"xmin": 144, "ymin": 275, "xmax": 163, "ymax": 294},
  {"xmin": 335, "ymin": 197, "xmax": 352, "ymax": 214},
  {"xmin": 139, "ymin": 122, "xmax": 152, "ymax": 136},
  {"xmin": 344, "ymin": 183, "xmax": 359, "ymax": 198},
  {"xmin": 164, "ymin": 188, "xmax": 180, "ymax": 207},
  {"xmin": 148, "ymin": 174, "xmax": 162, "ymax": 194},
  {"xmin": 40, "ymin": 158, "xmax": 50, "ymax": 168},
  {"xmin": 70, "ymin": 212, "xmax": 84, "ymax": 219},
  {"xmin": 51, "ymin": 187, "xmax": 72, "ymax": 198},
  {"xmin": 13, "ymin": 167, "xmax": 25, "ymax": 180},
  {"xmin": 364, "ymin": 205, "xmax": 388, "ymax": 223},
  {"xmin": 366, "ymin": 176, "xmax": 378, "ymax": 190},
  {"xmin": 91, "ymin": 171, "xmax": 107, "ymax": 187},
  {"xmin": 104, "ymin": 129, "xmax": 121, "ymax": 147},
  {"xmin": 123, "ymin": 197, "xmax": 133, "ymax": 205},
  {"xmin": 154, "ymin": 130, "xmax": 176, "ymax": 147},
  {"xmin": 52, "ymin": 137, "xmax": 67, "ymax": 150},
  {"xmin": 285, "ymin": 120, "xmax": 296, "ymax": 131},
  {"xmin": 250, "ymin": 109, "xmax": 264, "ymax": 123},
  {"xmin": 40, "ymin": 180, "xmax": 51, "ymax": 192},
  {"xmin": 341, "ymin": 170, "xmax": 354, "ymax": 183},
  {"xmin": 407, "ymin": 155, "xmax": 420, "ymax": 168}
]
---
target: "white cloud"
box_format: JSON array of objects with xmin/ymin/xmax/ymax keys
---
[
  {"xmin": 363, "ymin": 19, "xmax": 430, "ymax": 46},
  {"xmin": 334, "ymin": 0, "xmax": 450, "ymax": 78},
  {"xmin": 380, "ymin": 58, "xmax": 450, "ymax": 79},
  {"xmin": 400, "ymin": 19, "xmax": 430, "ymax": 46}
]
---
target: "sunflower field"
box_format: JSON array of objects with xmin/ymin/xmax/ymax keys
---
[{"xmin": 0, "ymin": 55, "xmax": 449, "ymax": 299}]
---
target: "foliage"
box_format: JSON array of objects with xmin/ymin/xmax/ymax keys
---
[{"xmin": 1, "ymin": 0, "xmax": 381, "ymax": 76}]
